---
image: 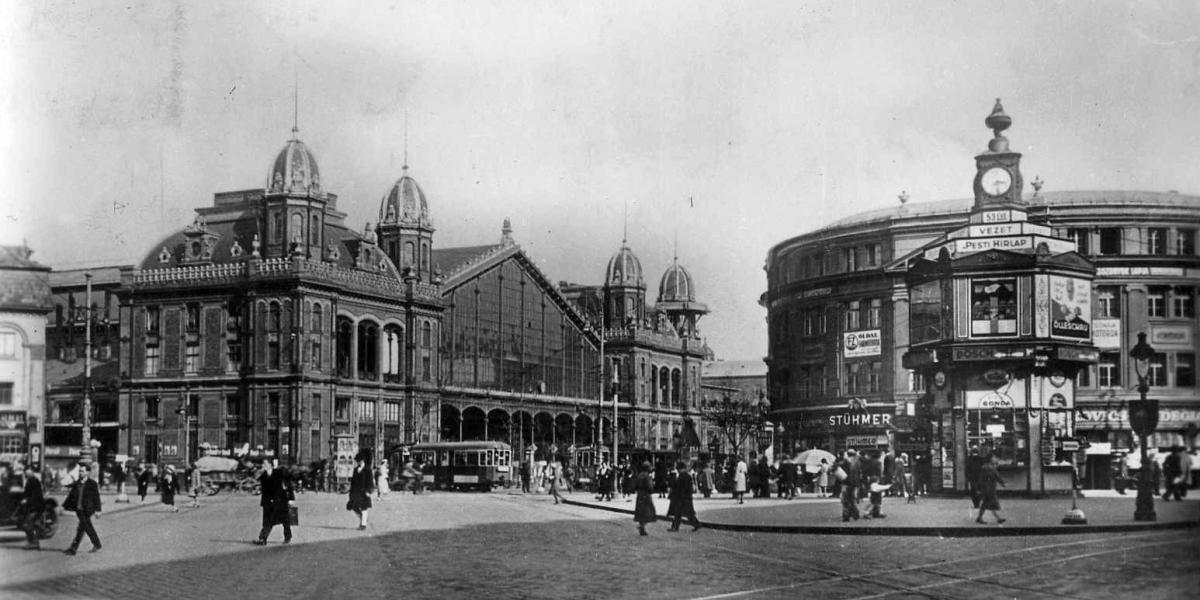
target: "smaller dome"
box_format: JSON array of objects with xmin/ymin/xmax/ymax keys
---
[
  {"xmin": 267, "ymin": 130, "xmax": 322, "ymax": 195},
  {"xmin": 605, "ymin": 242, "xmax": 643, "ymax": 287},
  {"xmin": 658, "ymin": 261, "xmax": 696, "ymax": 303},
  {"xmin": 378, "ymin": 167, "xmax": 432, "ymax": 228}
]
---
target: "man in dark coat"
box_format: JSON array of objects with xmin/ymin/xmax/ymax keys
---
[
  {"xmin": 253, "ymin": 459, "xmax": 295, "ymax": 545},
  {"xmin": 667, "ymin": 461, "xmax": 701, "ymax": 532},
  {"xmin": 519, "ymin": 461, "xmax": 531, "ymax": 494},
  {"xmin": 64, "ymin": 462, "xmax": 102, "ymax": 555},
  {"xmin": 633, "ymin": 461, "xmax": 656, "ymax": 536},
  {"xmin": 21, "ymin": 467, "xmax": 45, "ymax": 550},
  {"xmin": 347, "ymin": 453, "xmax": 374, "ymax": 530},
  {"xmin": 839, "ymin": 449, "xmax": 862, "ymax": 522}
]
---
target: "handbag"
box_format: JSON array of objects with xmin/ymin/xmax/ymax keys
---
[{"xmin": 287, "ymin": 505, "xmax": 299, "ymax": 526}]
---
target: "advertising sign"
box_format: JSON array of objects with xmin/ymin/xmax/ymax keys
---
[
  {"xmin": 1049, "ymin": 276, "xmax": 1091, "ymax": 340},
  {"xmin": 964, "ymin": 371, "xmax": 1027, "ymax": 409},
  {"xmin": 1150, "ymin": 325, "xmax": 1193, "ymax": 349},
  {"xmin": 842, "ymin": 329, "xmax": 881, "ymax": 358},
  {"xmin": 1092, "ymin": 318, "xmax": 1121, "ymax": 349}
]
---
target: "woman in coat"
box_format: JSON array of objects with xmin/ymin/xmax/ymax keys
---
[
  {"xmin": 160, "ymin": 466, "xmax": 180, "ymax": 512},
  {"xmin": 666, "ymin": 461, "xmax": 700, "ymax": 531},
  {"xmin": 346, "ymin": 453, "xmax": 374, "ymax": 530},
  {"xmin": 633, "ymin": 461, "xmax": 656, "ymax": 536},
  {"xmin": 734, "ymin": 457, "xmax": 748, "ymax": 504},
  {"xmin": 975, "ymin": 453, "xmax": 1006, "ymax": 525}
]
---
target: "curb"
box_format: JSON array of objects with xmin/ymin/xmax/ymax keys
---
[{"xmin": 560, "ymin": 498, "xmax": 1200, "ymax": 537}]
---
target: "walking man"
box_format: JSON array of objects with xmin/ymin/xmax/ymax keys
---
[
  {"xmin": 20, "ymin": 466, "xmax": 45, "ymax": 550},
  {"xmin": 667, "ymin": 461, "xmax": 701, "ymax": 532},
  {"xmin": 519, "ymin": 461, "xmax": 531, "ymax": 494},
  {"xmin": 839, "ymin": 449, "xmax": 862, "ymax": 522},
  {"xmin": 253, "ymin": 459, "xmax": 295, "ymax": 545},
  {"xmin": 347, "ymin": 452, "xmax": 374, "ymax": 530},
  {"xmin": 64, "ymin": 462, "xmax": 102, "ymax": 555}
]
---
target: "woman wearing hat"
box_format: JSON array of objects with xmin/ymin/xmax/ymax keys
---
[
  {"xmin": 160, "ymin": 465, "xmax": 180, "ymax": 512},
  {"xmin": 633, "ymin": 461, "xmax": 656, "ymax": 536},
  {"xmin": 346, "ymin": 452, "xmax": 374, "ymax": 530}
]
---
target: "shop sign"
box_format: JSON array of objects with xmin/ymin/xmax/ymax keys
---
[
  {"xmin": 953, "ymin": 346, "xmax": 1031, "ymax": 361},
  {"xmin": 44, "ymin": 445, "xmax": 82, "ymax": 457},
  {"xmin": 1096, "ymin": 266, "xmax": 1184, "ymax": 277},
  {"xmin": 801, "ymin": 287, "xmax": 832, "ymax": 298},
  {"xmin": 1055, "ymin": 346, "xmax": 1098, "ymax": 362},
  {"xmin": 845, "ymin": 435, "xmax": 885, "ymax": 447},
  {"xmin": 1150, "ymin": 326, "xmax": 1193, "ymax": 349},
  {"xmin": 827, "ymin": 412, "xmax": 893, "ymax": 429},
  {"xmin": 843, "ymin": 330, "xmax": 881, "ymax": 358},
  {"xmin": 1049, "ymin": 276, "xmax": 1091, "ymax": 340},
  {"xmin": 966, "ymin": 391, "xmax": 1019, "ymax": 409},
  {"xmin": 1075, "ymin": 407, "xmax": 1200, "ymax": 428},
  {"xmin": 1092, "ymin": 319, "xmax": 1121, "ymax": 349}
]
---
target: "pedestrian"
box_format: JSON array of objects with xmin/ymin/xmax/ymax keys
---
[
  {"xmin": 64, "ymin": 462, "xmax": 102, "ymax": 555},
  {"xmin": 698, "ymin": 461, "xmax": 715, "ymax": 499},
  {"xmin": 112, "ymin": 461, "xmax": 126, "ymax": 498},
  {"xmin": 519, "ymin": 461, "xmax": 531, "ymax": 494},
  {"xmin": 596, "ymin": 459, "xmax": 612, "ymax": 501},
  {"xmin": 654, "ymin": 460, "xmax": 668, "ymax": 498},
  {"xmin": 547, "ymin": 461, "xmax": 565, "ymax": 505},
  {"xmin": 136, "ymin": 463, "xmax": 153, "ymax": 503},
  {"xmin": 20, "ymin": 466, "xmax": 45, "ymax": 550},
  {"xmin": 620, "ymin": 459, "xmax": 634, "ymax": 500},
  {"xmin": 633, "ymin": 461, "xmax": 656, "ymax": 536},
  {"xmin": 253, "ymin": 459, "xmax": 295, "ymax": 545},
  {"xmin": 160, "ymin": 465, "xmax": 180, "ymax": 512},
  {"xmin": 346, "ymin": 452, "xmax": 374, "ymax": 530},
  {"xmin": 734, "ymin": 456, "xmax": 748, "ymax": 504},
  {"xmin": 896, "ymin": 452, "xmax": 914, "ymax": 503},
  {"xmin": 817, "ymin": 458, "xmax": 830, "ymax": 498},
  {"xmin": 975, "ymin": 453, "xmax": 1007, "ymax": 525},
  {"xmin": 187, "ymin": 463, "xmax": 202, "ymax": 508},
  {"xmin": 376, "ymin": 459, "xmax": 390, "ymax": 500},
  {"xmin": 838, "ymin": 449, "xmax": 862, "ymax": 522},
  {"xmin": 966, "ymin": 445, "xmax": 983, "ymax": 509},
  {"xmin": 864, "ymin": 450, "xmax": 887, "ymax": 519},
  {"xmin": 781, "ymin": 457, "xmax": 797, "ymax": 500},
  {"xmin": 1162, "ymin": 446, "xmax": 1190, "ymax": 501},
  {"xmin": 667, "ymin": 461, "xmax": 701, "ymax": 532}
]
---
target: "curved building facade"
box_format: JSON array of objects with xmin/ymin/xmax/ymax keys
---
[{"xmin": 763, "ymin": 104, "xmax": 1199, "ymax": 492}]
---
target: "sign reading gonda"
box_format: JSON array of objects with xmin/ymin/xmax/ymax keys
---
[{"xmin": 843, "ymin": 329, "xmax": 881, "ymax": 357}]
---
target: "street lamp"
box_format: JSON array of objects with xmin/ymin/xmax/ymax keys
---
[{"xmin": 1128, "ymin": 332, "xmax": 1159, "ymax": 522}]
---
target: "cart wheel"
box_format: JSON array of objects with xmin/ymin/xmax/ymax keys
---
[
  {"xmin": 38, "ymin": 509, "xmax": 57, "ymax": 540},
  {"xmin": 238, "ymin": 479, "xmax": 257, "ymax": 494},
  {"xmin": 203, "ymin": 482, "xmax": 220, "ymax": 496}
]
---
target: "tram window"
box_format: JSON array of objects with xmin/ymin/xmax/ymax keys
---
[
  {"xmin": 485, "ymin": 450, "xmax": 494, "ymax": 466},
  {"xmin": 467, "ymin": 452, "xmax": 479, "ymax": 466}
]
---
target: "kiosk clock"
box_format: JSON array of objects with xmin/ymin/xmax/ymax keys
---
[{"xmin": 981, "ymin": 167, "xmax": 1012, "ymax": 196}]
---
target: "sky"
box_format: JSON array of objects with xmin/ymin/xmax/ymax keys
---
[{"xmin": 2, "ymin": 0, "xmax": 1198, "ymax": 362}]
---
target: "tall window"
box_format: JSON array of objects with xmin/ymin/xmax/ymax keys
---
[
  {"xmin": 844, "ymin": 363, "xmax": 860, "ymax": 394},
  {"xmin": 268, "ymin": 303, "xmax": 281, "ymax": 332},
  {"xmin": 145, "ymin": 344, "xmax": 161, "ymax": 376},
  {"xmin": 1146, "ymin": 228, "xmax": 1167, "ymax": 255},
  {"xmin": 1147, "ymin": 286, "xmax": 1167, "ymax": 318},
  {"xmin": 1096, "ymin": 286, "xmax": 1121, "ymax": 318},
  {"xmin": 803, "ymin": 312, "xmax": 813, "ymax": 336},
  {"xmin": 1149, "ymin": 353, "xmax": 1167, "ymax": 387},
  {"xmin": 145, "ymin": 396, "xmax": 159, "ymax": 420},
  {"xmin": 0, "ymin": 331, "xmax": 17, "ymax": 358},
  {"xmin": 845, "ymin": 301, "xmax": 861, "ymax": 330},
  {"xmin": 311, "ymin": 303, "xmax": 323, "ymax": 332},
  {"xmin": 268, "ymin": 392, "xmax": 280, "ymax": 419},
  {"xmin": 1066, "ymin": 228, "xmax": 1090, "ymax": 254},
  {"xmin": 225, "ymin": 394, "xmax": 240, "ymax": 418},
  {"xmin": 1175, "ymin": 228, "xmax": 1196, "ymax": 255},
  {"xmin": 146, "ymin": 306, "xmax": 161, "ymax": 334},
  {"xmin": 868, "ymin": 299, "xmax": 882, "ymax": 328},
  {"xmin": 335, "ymin": 397, "xmax": 351, "ymax": 421},
  {"xmin": 1098, "ymin": 228, "xmax": 1122, "ymax": 255},
  {"xmin": 867, "ymin": 244, "xmax": 881, "ymax": 266},
  {"xmin": 310, "ymin": 339, "xmax": 321, "ymax": 370},
  {"xmin": 1171, "ymin": 286, "xmax": 1194, "ymax": 318},
  {"xmin": 384, "ymin": 401, "xmax": 401, "ymax": 422},
  {"xmin": 226, "ymin": 340, "xmax": 241, "ymax": 373},
  {"xmin": 358, "ymin": 399, "xmax": 376, "ymax": 420},
  {"xmin": 845, "ymin": 247, "xmax": 857, "ymax": 271},
  {"xmin": 185, "ymin": 341, "xmax": 200, "ymax": 373},
  {"xmin": 421, "ymin": 321, "xmax": 432, "ymax": 348},
  {"xmin": 868, "ymin": 361, "xmax": 882, "ymax": 393},
  {"xmin": 1176, "ymin": 353, "xmax": 1195, "ymax": 387},
  {"xmin": 267, "ymin": 339, "xmax": 280, "ymax": 370},
  {"xmin": 1098, "ymin": 352, "xmax": 1121, "ymax": 388},
  {"xmin": 0, "ymin": 382, "xmax": 12, "ymax": 405},
  {"xmin": 185, "ymin": 303, "xmax": 200, "ymax": 332},
  {"xmin": 818, "ymin": 309, "xmax": 827, "ymax": 334},
  {"xmin": 144, "ymin": 434, "xmax": 159, "ymax": 463}
]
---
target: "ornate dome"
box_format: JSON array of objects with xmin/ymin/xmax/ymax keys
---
[
  {"xmin": 378, "ymin": 166, "xmax": 432, "ymax": 228},
  {"xmin": 605, "ymin": 242, "xmax": 643, "ymax": 287},
  {"xmin": 267, "ymin": 129, "xmax": 322, "ymax": 195},
  {"xmin": 658, "ymin": 260, "xmax": 696, "ymax": 302}
]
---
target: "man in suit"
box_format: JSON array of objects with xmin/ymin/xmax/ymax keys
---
[
  {"xmin": 21, "ymin": 466, "xmax": 46, "ymax": 550},
  {"xmin": 253, "ymin": 459, "xmax": 295, "ymax": 545},
  {"xmin": 64, "ymin": 462, "xmax": 102, "ymax": 555},
  {"xmin": 667, "ymin": 461, "xmax": 701, "ymax": 532}
]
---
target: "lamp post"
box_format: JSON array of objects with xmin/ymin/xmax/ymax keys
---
[
  {"xmin": 77, "ymin": 273, "xmax": 96, "ymax": 468},
  {"xmin": 1128, "ymin": 332, "xmax": 1159, "ymax": 522}
]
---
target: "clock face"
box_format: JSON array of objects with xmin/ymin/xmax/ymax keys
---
[{"xmin": 981, "ymin": 167, "xmax": 1012, "ymax": 196}]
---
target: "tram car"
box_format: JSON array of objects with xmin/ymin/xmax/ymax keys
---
[{"xmin": 408, "ymin": 441, "xmax": 513, "ymax": 492}]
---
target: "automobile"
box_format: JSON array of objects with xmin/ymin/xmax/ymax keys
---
[{"xmin": 0, "ymin": 470, "xmax": 59, "ymax": 539}]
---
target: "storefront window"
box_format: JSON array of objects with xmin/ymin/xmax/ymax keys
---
[
  {"xmin": 965, "ymin": 409, "xmax": 1027, "ymax": 467},
  {"xmin": 970, "ymin": 279, "xmax": 1017, "ymax": 336}
]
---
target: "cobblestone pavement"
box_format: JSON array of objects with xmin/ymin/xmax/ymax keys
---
[{"xmin": 0, "ymin": 489, "xmax": 1196, "ymax": 600}]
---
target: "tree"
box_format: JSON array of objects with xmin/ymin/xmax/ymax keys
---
[{"xmin": 699, "ymin": 391, "xmax": 771, "ymax": 457}]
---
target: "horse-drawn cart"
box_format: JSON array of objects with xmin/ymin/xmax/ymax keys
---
[{"xmin": 194, "ymin": 456, "xmax": 260, "ymax": 496}]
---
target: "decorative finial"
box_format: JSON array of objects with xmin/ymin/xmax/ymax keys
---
[
  {"xmin": 1031, "ymin": 176, "xmax": 1044, "ymax": 196},
  {"xmin": 403, "ymin": 111, "xmax": 409, "ymax": 171},
  {"xmin": 898, "ymin": 191, "xmax": 909, "ymax": 205},
  {"xmin": 292, "ymin": 68, "xmax": 300, "ymax": 139},
  {"xmin": 985, "ymin": 98, "xmax": 1012, "ymax": 152},
  {"xmin": 501, "ymin": 218, "xmax": 514, "ymax": 246},
  {"xmin": 622, "ymin": 199, "xmax": 628, "ymax": 244}
]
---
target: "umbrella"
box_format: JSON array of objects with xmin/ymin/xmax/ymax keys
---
[{"xmin": 795, "ymin": 449, "xmax": 836, "ymax": 474}]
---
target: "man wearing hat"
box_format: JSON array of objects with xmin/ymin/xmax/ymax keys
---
[
  {"xmin": 64, "ymin": 462, "xmax": 102, "ymax": 555},
  {"xmin": 160, "ymin": 465, "xmax": 180, "ymax": 512}
]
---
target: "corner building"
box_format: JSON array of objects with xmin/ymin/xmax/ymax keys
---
[{"xmin": 763, "ymin": 101, "xmax": 1199, "ymax": 494}]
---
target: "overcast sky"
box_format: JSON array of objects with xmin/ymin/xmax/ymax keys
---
[{"xmin": 2, "ymin": 1, "xmax": 1198, "ymax": 361}]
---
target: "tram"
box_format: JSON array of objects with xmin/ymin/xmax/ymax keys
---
[{"xmin": 407, "ymin": 441, "xmax": 513, "ymax": 492}]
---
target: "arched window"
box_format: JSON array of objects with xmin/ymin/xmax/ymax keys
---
[
  {"xmin": 335, "ymin": 317, "xmax": 354, "ymax": 378},
  {"xmin": 291, "ymin": 213, "xmax": 303, "ymax": 242},
  {"xmin": 421, "ymin": 242, "xmax": 430, "ymax": 273},
  {"xmin": 310, "ymin": 214, "xmax": 320, "ymax": 245},
  {"xmin": 404, "ymin": 242, "xmax": 415, "ymax": 267},
  {"xmin": 421, "ymin": 321, "xmax": 432, "ymax": 348},
  {"xmin": 268, "ymin": 302, "xmax": 281, "ymax": 332},
  {"xmin": 671, "ymin": 369, "xmax": 681, "ymax": 406},
  {"xmin": 357, "ymin": 321, "xmax": 379, "ymax": 380},
  {"xmin": 383, "ymin": 325, "xmax": 403, "ymax": 383}
]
